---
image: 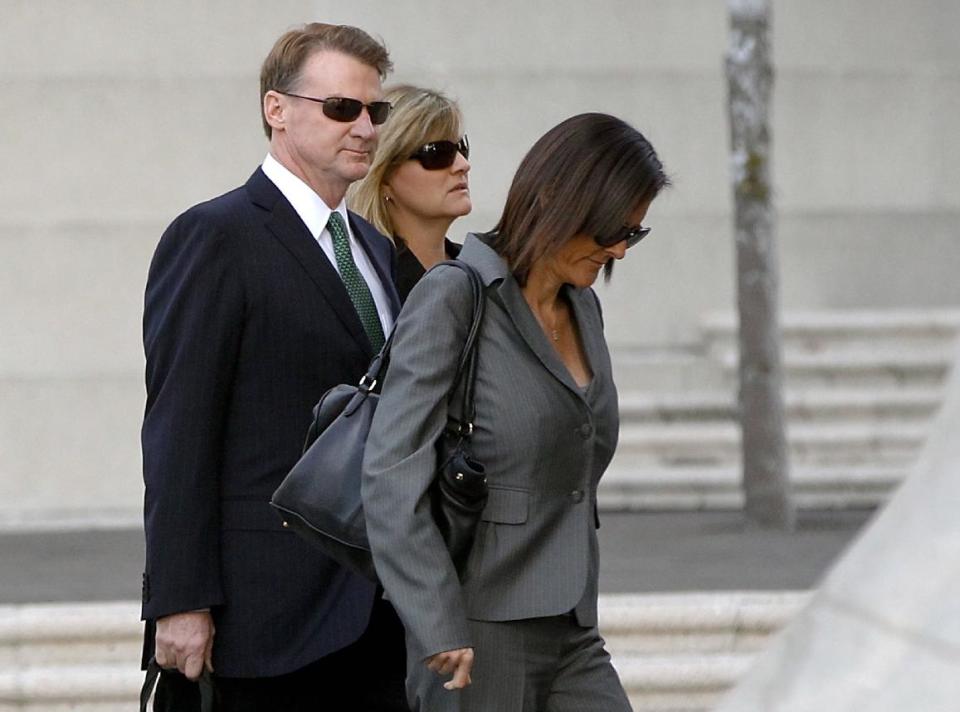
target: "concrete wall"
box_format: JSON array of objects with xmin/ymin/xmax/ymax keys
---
[
  {"xmin": 1, "ymin": 0, "xmax": 959, "ymax": 521},
  {"xmin": 714, "ymin": 342, "xmax": 960, "ymax": 711}
]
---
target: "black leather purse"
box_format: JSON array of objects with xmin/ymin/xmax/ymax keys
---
[{"xmin": 271, "ymin": 260, "xmax": 487, "ymax": 582}]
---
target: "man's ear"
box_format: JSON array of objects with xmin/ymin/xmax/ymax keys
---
[{"xmin": 263, "ymin": 91, "xmax": 286, "ymax": 133}]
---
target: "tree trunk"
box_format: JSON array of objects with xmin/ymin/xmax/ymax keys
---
[{"xmin": 726, "ymin": 0, "xmax": 795, "ymax": 530}]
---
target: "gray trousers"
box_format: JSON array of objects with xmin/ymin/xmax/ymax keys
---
[{"xmin": 406, "ymin": 615, "xmax": 632, "ymax": 712}]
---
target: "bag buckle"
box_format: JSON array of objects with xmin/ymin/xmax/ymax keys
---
[{"xmin": 358, "ymin": 375, "xmax": 377, "ymax": 392}]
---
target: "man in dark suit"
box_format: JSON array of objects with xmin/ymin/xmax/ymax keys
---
[{"xmin": 141, "ymin": 23, "xmax": 407, "ymax": 710}]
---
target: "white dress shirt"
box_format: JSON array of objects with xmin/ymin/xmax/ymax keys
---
[{"xmin": 261, "ymin": 153, "xmax": 394, "ymax": 336}]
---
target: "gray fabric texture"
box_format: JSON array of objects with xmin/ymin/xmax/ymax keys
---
[
  {"xmin": 405, "ymin": 616, "xmax": 632, "ymax": 712},
  {"xmin": 362, "ymin": 234, "xmax": 620, "ymax": 661}
]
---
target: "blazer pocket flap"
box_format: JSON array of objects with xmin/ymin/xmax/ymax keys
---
[{"xmin": 480, "ymin": 487, "xmax": 529, "ymax": 524}]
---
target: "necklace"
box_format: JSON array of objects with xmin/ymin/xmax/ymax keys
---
[
  {"xmin": 535, "ymin": 313, "xmax": 561, "ymax": 342},
  {"xmin": 545, "ymin": 309, "xmax": 563, "ymax": 342},
  {"xmin": 528, "ymin": 292, "xmax": 565, "ymax": 343}
]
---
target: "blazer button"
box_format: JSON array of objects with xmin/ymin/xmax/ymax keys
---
[
  {"xmin": 579, "ymin": 423, "xmax": 592, "ymax": 439},
  {"xmin": 569, "ymin": 489, "xmax": 584, "ymax": 503}
]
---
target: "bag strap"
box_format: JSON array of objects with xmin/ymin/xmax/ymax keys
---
[
  {"xmin": 356, "ymin": 329, "xmax": 396, "ymax": 394},
  {"xmin": 140, "ymin": 657, "xmax": 216, "ymax": 712},
  {"xmin": 436, "ymin": 260, "xmax": 485, "ymax": 437},
  {"xmin": 353, "ymin": 258, "xmax": 482, "ymax": 386},
  {"xmin": 352, "ymin": 259, "xmax": 484, "ymax": 432}
]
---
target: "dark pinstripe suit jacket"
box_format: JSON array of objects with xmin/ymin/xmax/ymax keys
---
[
  {"xmin": 362, "ymin": 233, "xmax": 619, "ymax": 659},
  {"xmin": 141, "ymin": 168, "xmax": 400, "ymax": 676}
]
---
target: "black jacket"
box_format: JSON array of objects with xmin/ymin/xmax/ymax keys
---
[
  {"xmin": 393, "ymin": 236, "xmax": 462, "ymax": 304},
  {"xmin": 141, "ymin": 168, "xmax": 401, "ymax": 676}
]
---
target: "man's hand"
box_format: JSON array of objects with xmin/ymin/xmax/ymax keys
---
[
  {"xmin": 426, "ymin": 647, "xmax": 474, "ymax": 690},
  {"xmin": 155, "ymin": 610, "xmax": 215, "ymax": 681}
]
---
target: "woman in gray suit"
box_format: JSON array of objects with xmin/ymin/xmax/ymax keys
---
[{"xmin": 363, "ymin": 113, "xmax": 669, "ymax": 711}]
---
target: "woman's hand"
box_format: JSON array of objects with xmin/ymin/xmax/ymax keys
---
[{"xmin": 426, "ymin": 647, "xmax": 474, "ymax": 690}]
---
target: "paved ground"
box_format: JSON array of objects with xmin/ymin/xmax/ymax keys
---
[
  {"xmin": 0, "ymin": 509, "xmax": 877, "ymax": 605},
  {"xmin": 598, "ymin": 509, "xmax": 876, "ymax": 592}
]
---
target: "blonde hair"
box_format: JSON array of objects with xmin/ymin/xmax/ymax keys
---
[{"xmin": 349, "ymin": 84, "xmax": 464, "ymax": 236}]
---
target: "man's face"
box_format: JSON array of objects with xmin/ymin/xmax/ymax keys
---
[{"xmin": 272, "ymin": 50, "xmax": 383, "ymax": 202}]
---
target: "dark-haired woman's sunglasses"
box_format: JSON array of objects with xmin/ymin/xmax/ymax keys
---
[
  {"xmin": 596, "ymin": 224, "xmax": 652, "ymax": 249},
  {"xmin": 279, "ymin": 92, "xmax": 392, "ymax": 125},
  {"xmin": 410, "ymin": 136, "xmax": 470, "ymax": 170}
]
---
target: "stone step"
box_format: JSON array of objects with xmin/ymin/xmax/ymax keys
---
[
  {"xmin": 714, "ymin": 348, "xmax": 953, "ymax": 388},
  {"xmin": 617, "ymin": 653, "xmax": 751, "ymax": 712},
  {"xmin": 0, "ymin": 603, "xmax": 137, "ymax": 709},
  {"xmin": 0, "ymin": 601, "xmax": 141, "ymax": 667},
  {"xmin": 616, "ymin": 421, "xmax": 926, "ymax": 467},
  {"xmin": 0, "ymin": 664, "xmax": 139, "ymax": 712},
  {"xmin": 599, "ymin": 592, "xmax": 807, "ymax": 655},
  {"xmin": 597, "ymin": 464, "xmax": 903, "ymax": 510},
  {"xmin": 607, "ymin": 591, "xmax": 806, "ymax": 711},
  {"xmin": 0, "ymin": 594, "xmax": 805, "ymax": 712},
  {"xmin": 619, "ymin": 387, "xmax": 942, "ymax": 424},
  {"xmin": 612, "ymin": 349, "xmax": 729, "ymax": 394},
  {"xmin": 702, "ymin": 309, "xmax": 960, "ymax": 351},
  {"xmin": 613, "ymin": 309, "xmax": 960, "ymax": 394}
]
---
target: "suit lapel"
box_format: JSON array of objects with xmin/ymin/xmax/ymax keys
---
[
  {"xmin": 245, "ymin": 169, "xmax": 372, "ymax": 356},
  {"xmin": 460, "ymin": 233, "xmax": 602, "ymax": 402},
  {"xmin": 565, "ymin": 286, "xmax": 607, "ymax": 398},
  {"xmin": 492, "ymin": 277, "xmax": 586, "ymax": 397}
]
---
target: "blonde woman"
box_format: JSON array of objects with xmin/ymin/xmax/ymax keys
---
[{"xmin": 350, "ymin": 84, "xmax": 471, "ymax": 303}]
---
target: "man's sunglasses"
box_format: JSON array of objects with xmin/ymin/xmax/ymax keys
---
[
  {"xmin": 410, "ymin": 136, "xmax": 470, "ymax": 170},
  {"xmin": 279, "ymin": 92, "xmax": 392, "ymax": 125},
  {"xmin": 596, "ymin": 224, "xmax": 652, "ymax": 249}
]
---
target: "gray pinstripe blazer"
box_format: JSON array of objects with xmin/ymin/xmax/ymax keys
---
[{"xmin": 362, "ymin": 233, "xmax": 619, "ymax": 660}]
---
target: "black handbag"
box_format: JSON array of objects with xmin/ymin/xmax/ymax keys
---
[{"xmin": 270, "ymin": 260, "xmax": 487, "ymax": 582}]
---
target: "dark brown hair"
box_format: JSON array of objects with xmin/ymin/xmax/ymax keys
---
[
  {"xmin": 259, "ymin": 23, "xmax": 392, "ymax": 138},
  {"xmin": 491, "ymin": 113, "xmax": 670, "ymax": 284}
]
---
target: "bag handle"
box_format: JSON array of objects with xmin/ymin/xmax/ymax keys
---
[
  {"xmin": 341, "ymin": 259, "xmax": 484, "ymax": 431},
  {"xmin": 306, "ymin": 260, "xmax": 481, "ymax": 433},
  {"xmin": 140, "ymin": 657, "xmax": 216, "ymax": 712},
  {"xmin": 357, "ymin": 330, "xmax": 396, "ymax": 392},
  {"xmin": 437, "ymin": 261, "xmax": 485, "ymax": 437}
]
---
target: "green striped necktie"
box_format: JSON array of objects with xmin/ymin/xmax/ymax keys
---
[{"xmin": 326, "ymin": 211, "xmax": 386, "ymax": 352}]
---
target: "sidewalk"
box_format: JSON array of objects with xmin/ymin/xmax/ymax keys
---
[
  {"xmin": 598, "ymin": 509, "xmax": 874, "ymax": 592},
  {"xmin": 0, "ymin": 509, "xmax": 876, "ymax": 605}
]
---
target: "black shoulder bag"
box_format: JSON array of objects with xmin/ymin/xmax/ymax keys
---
[{"xmin": 271, "ymin": 261, "xmax": 487, "ymax": 582}]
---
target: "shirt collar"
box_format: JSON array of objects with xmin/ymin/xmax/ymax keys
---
[{"xmin": 261, "ymin": 153, "xmax": 349, "ymax": 239}]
